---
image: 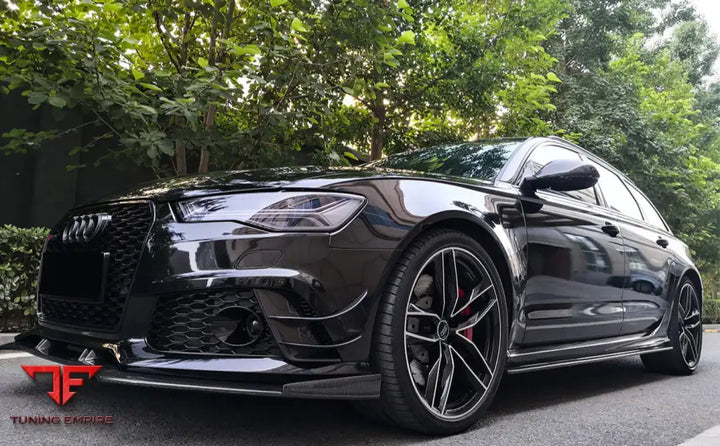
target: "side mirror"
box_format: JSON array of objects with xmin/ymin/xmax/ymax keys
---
[{"xmin": 520, "ymin": 159, "xmax": 599, "ymax": 195}]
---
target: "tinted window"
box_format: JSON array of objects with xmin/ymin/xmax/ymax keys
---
[
  {"xmin": 523, "ymin": 145, "xmax": 597, "ymax": 204},
  {"xmin": 591, "ymin": 162, "xmax": 642, "ymax": 220},
  {"xmin": 627, "ymin": 184, "xmax": 667, "ymax": 230},
  {"xmin": 370, "ymin": 140, "xmax": 520, "ymax": 180}
]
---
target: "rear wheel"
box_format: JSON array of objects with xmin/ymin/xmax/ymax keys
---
[
  {"xmin": 642, "ymin": 279, "xmax": 702, "ymax": 375},
  {"xmin": 370, "ymin": 230, "xmax": 508, "ymax": 434}
]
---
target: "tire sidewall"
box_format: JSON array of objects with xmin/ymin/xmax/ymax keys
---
[
  {"xmin": 377, "ymin": 231, "xmax": 509, "ymax": 433},
  {"xmin": 669, "ymin": 279, "xmax": 702, "ymax": 372}
]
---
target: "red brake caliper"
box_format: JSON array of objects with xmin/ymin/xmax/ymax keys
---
[{"xmin": 458, "ymin": 289, "xmax": 473, "ymax": 341}]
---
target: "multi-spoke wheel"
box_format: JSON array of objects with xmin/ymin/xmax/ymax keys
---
[
  {"xmin": 677, "ymin": 283, "xmax": 702, "ymax": 367},
  {"xmin": 371, "ymin": 230, "xmax": 507, "ymax": 434},
  {"xmin": 642, "ymin": 279, "xmax": 702, "ymax": 375}
]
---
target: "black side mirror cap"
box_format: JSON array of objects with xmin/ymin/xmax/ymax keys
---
[{"xmin": 520, "ymin": 159, "xmax": 599, "ymax": 195}]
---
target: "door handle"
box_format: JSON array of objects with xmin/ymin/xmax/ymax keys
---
[
  {"xmin": 656, "ymin": 237, "xmax": 669, "ymax": 248},
  {"xmin": 601, "ymin": 223, "xmax": 620, "ymax": 238}
]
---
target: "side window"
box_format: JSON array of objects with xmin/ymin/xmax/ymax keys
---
[
  {"xmin": 522, "ymin": 145, "xmax": 598, "ymax": 204},
  {"xmin": 591, "ymin": 162, "xmax": 642, "ymax": 220},
  {"xmin": 628, "ymin": 184, "xmax": 667, "ymax": 230}
]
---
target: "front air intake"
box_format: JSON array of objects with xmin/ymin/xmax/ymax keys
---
[{"xmin": 147, "ymin": 290, "xmax": 281, "ymax": 357}]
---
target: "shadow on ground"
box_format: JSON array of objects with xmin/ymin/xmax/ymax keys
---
[
  {"xmin": 17, "ymin": 356, "xmax": 668, "ymax": 443},
  {"xmin": 490, "ymin": 356, "xmax": 671, "ymax": 416}
]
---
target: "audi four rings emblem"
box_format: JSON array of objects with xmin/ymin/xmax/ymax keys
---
[{"xmin": 61, "ymin": 213, "xmax": 112, "ymax": 244}]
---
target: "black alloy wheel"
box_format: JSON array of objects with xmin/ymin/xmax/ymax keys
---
[
  {"xmin": 371, "ymin": 230, "xmax": 508, "ymax": 434},
  {"xmin": 642, "ymin": 279, "xmax": 702, "ymax": 375}
]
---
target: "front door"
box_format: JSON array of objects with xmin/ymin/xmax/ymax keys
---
[{"xmin": 517, "ymin": 144, "xmax": 625, "ymax": 346}]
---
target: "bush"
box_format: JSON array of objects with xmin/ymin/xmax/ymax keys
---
[
  {"xmin": 703, "ymin": 299, "xmax": 720, "ymax": 325},
  {"xmin": 0, "ymin": 225, "xmax": 49, "ymax": 332}
]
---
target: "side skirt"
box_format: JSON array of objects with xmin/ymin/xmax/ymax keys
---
[{"xmin": 505, "ymin": 345, "xmax": 672, "ymax": 374}]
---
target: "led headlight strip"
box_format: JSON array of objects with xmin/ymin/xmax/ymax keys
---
[{"xmin": 177, "ymin": 191, "xmax": 365, "ymax": 232}]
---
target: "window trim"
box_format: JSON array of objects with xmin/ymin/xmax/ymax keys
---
[
  {"xmin": 624, "ymin": 181, "xmax": 671, "ymax": 234},
  {"xmin": 505, "ymin": 137, "xmax": 672, "ymax": 234},
  {"xmin": 587, "ymin": 159, "xmax": 646, "ymax": 223}
]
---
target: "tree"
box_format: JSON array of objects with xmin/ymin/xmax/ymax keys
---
[
  {"xmin": 0, "ymin": 0, "xmax": 336, "ymax": 174},
  {"xmin": 301, "ymin": 0, "xmax": 566, "ymax": 159},
  {"xmin": 545, "ymin": 0, "xmax": 720, "ymax": 285},
  {"xmin": 3, "ymin": 0, "xmax": 720, "ymax": 293},
  {"xmin": 666, "ymin": 19, "xmax": 719, "ymax": 86},
  {"xmin": 1, "ymin": 0, "xmax": 567, "ymax": 165}
]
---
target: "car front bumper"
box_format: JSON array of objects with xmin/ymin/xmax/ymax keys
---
[
  {"xmin": 1, "ymin": 327, "xmax": 381, "ymax": 399},
  {"xmin": 20, "ymin": 198, "xmax": 401, "ymax": 399}
]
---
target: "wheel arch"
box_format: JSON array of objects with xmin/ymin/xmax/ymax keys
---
[
  {"xmin": 390, "ymin": 212, "xmax": 516, "ymax": 327},
  {"xmin": 681, "ymin": 267, "xmax": 703, "ymax": 304}
]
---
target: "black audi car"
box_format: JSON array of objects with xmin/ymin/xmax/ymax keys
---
[{"xmin": 6, "ymin": 136, "xmax": 702, "ymax": 434}]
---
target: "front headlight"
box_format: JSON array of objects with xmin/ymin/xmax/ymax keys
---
[{"xmin": 176, "ymin": 191, "xmax": 365, "ymax": 232}]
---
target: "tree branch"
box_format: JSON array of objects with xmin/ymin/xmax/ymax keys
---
[
  {"xmin": 217, "ymin": 0, "xmax": 237, "ymax": 63},
  {"xmin": 152, "ymin": 10, "xmax": 181, "ymax": 72},
  {"xmin": 90, "ymin": 108, "xmax": 121, "ymax": 137},
  {"xmin": 56, "ymin": 119, "xmax": 101, "ymax": 137},
  {"xmin": 179, "ymin": 13, "xmax": 197, "ymax": 66}
]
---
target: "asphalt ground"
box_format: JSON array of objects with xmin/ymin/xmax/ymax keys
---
[{"xmin": 1, "ymin": 330, "xmax": 719, "ymax": 445}]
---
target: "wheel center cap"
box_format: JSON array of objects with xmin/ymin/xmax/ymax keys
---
[{"xmin": 437, "ymin": 320, "xmax": 450, "ymax": 341}]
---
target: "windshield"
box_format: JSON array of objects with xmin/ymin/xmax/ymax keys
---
[{"xmin": 368, "ymin": 140, "xmax": 522, "ymax": 181}]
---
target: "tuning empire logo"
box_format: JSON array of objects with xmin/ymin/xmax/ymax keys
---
[
  {"xmin": 10, "ymin": 365, "xmax": 114, "ymax": 425},
  {"xmin": 22, "ymin": 365, "xmax": 101, "ymax": 405}
]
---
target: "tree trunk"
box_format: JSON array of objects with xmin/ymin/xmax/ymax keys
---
[
  {"xmin": 176, "ymin": 142, "xmax": 187, "ymax": 175},
  {"xmin": 370, "ymin": 102, "xmax": 386, "ymax": 161},
  {"xmin": 198, "ymin": 145, "xmax": 209, "ymax": 174},
  {"xmin": 198, "ymin": 1, "xmax": 221, "ymax": 175},
  {"xmin": 174, "ymin": 116, "xmax": 187, "ymax": 175},
  {"xmin": 198, "ymin": 104, "xmax": 216, "ymax": 174}
]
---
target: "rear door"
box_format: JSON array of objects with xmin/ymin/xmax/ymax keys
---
[
  {"xmin": 518, "ymin": 143, "xmax": 626, "ymax": 346},
  {"xmin": 620, "ymin": 188, "xmax": 679, "ymax": 334},
  {"xmin": 590, "ymin": 167, "xmax": 679, "ymax": 335}
]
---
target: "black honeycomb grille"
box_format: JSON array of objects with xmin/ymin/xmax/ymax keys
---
[
  {"xmin": 147, "ymin": 290, "xmax": 281, "ymax": 357},
  {"xmin": 39, "ymin": 201, "xmax": 154, "ymax": 331}
]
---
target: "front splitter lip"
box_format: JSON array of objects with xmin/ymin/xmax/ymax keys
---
[{"xmin": 3, "ymin": 329, "xmax": 380, "ymax": 400}]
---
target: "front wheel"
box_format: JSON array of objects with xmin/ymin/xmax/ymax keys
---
[
  {"xmin": 642, "ymin": 279, "xmax": 702, "ymax": 375},
  {"xmin": 371, "ymin": 230, "xmax": 508, "ymax": 434}
]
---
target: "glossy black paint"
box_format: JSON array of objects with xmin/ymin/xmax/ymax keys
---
[
  {"xmin": 520, "ymin": 189, "xmax": 626, "ymax": 345},
  {"xmin": 10, "ymin": 136, "xmax": 701, "ymax": 395},
  {"xmin": 520, "ymin": 159, "xmax": 599, "ymax": 193}
]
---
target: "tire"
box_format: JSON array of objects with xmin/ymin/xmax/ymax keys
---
[
  {"xmin": 370, "ymin": 229, "xmax": 508, "ymax": 434},
  {"xmin": 642, "ymin": 278, "xmax": 702, "ymax": 375}
]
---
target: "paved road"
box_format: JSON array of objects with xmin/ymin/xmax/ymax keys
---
[{"xmin": 2, "ymin": 333, "xmax": 719, "ymax": 446}]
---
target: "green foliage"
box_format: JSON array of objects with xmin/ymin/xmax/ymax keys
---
[
  {"xmin": 703, "ymin": 299, "xmax": 720, "ymax": 324},
  {"xmin": 380, "ymin": 0, "xmax": 566, "ymax": 153},
  {"xmin": 0, "ymin": 225, "xmax": 48, "ymax": 332},
  {"xmin": 0, "ymin": 0, "xmax": 345, "ymax": 173},
  {"xmin": 0, "ymin": 0, "xmax": 567, "ymax": 169},
  {"xmin": 667, "ymin": 19, "xmax": 720, "ymax": 86}
]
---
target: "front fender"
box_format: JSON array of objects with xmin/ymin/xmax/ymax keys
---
[{"xmin": 328, "ymin": 178, "xmax": 528, "ymax": 349}]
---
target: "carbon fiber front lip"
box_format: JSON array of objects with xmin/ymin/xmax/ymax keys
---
[
  {"xmin": 98, "ymin": 372, "xmax": 381, "ymax": 399},
  {"xmin": 2, "ymin": 330, "xmax": 380, "ymax": 400}
]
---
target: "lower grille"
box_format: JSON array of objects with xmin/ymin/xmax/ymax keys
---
[
  {"xmin": 39, "ymin": 201, "xmax": 154, "ymax": 331},
  {"xmin": 147, "ymin": 290, "xmax": 281, "ymax": 357}
]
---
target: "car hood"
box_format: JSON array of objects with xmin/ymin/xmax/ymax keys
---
[{"xmin": 99, "ymin": 166, "xmax": 492, "ymax": 203}]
